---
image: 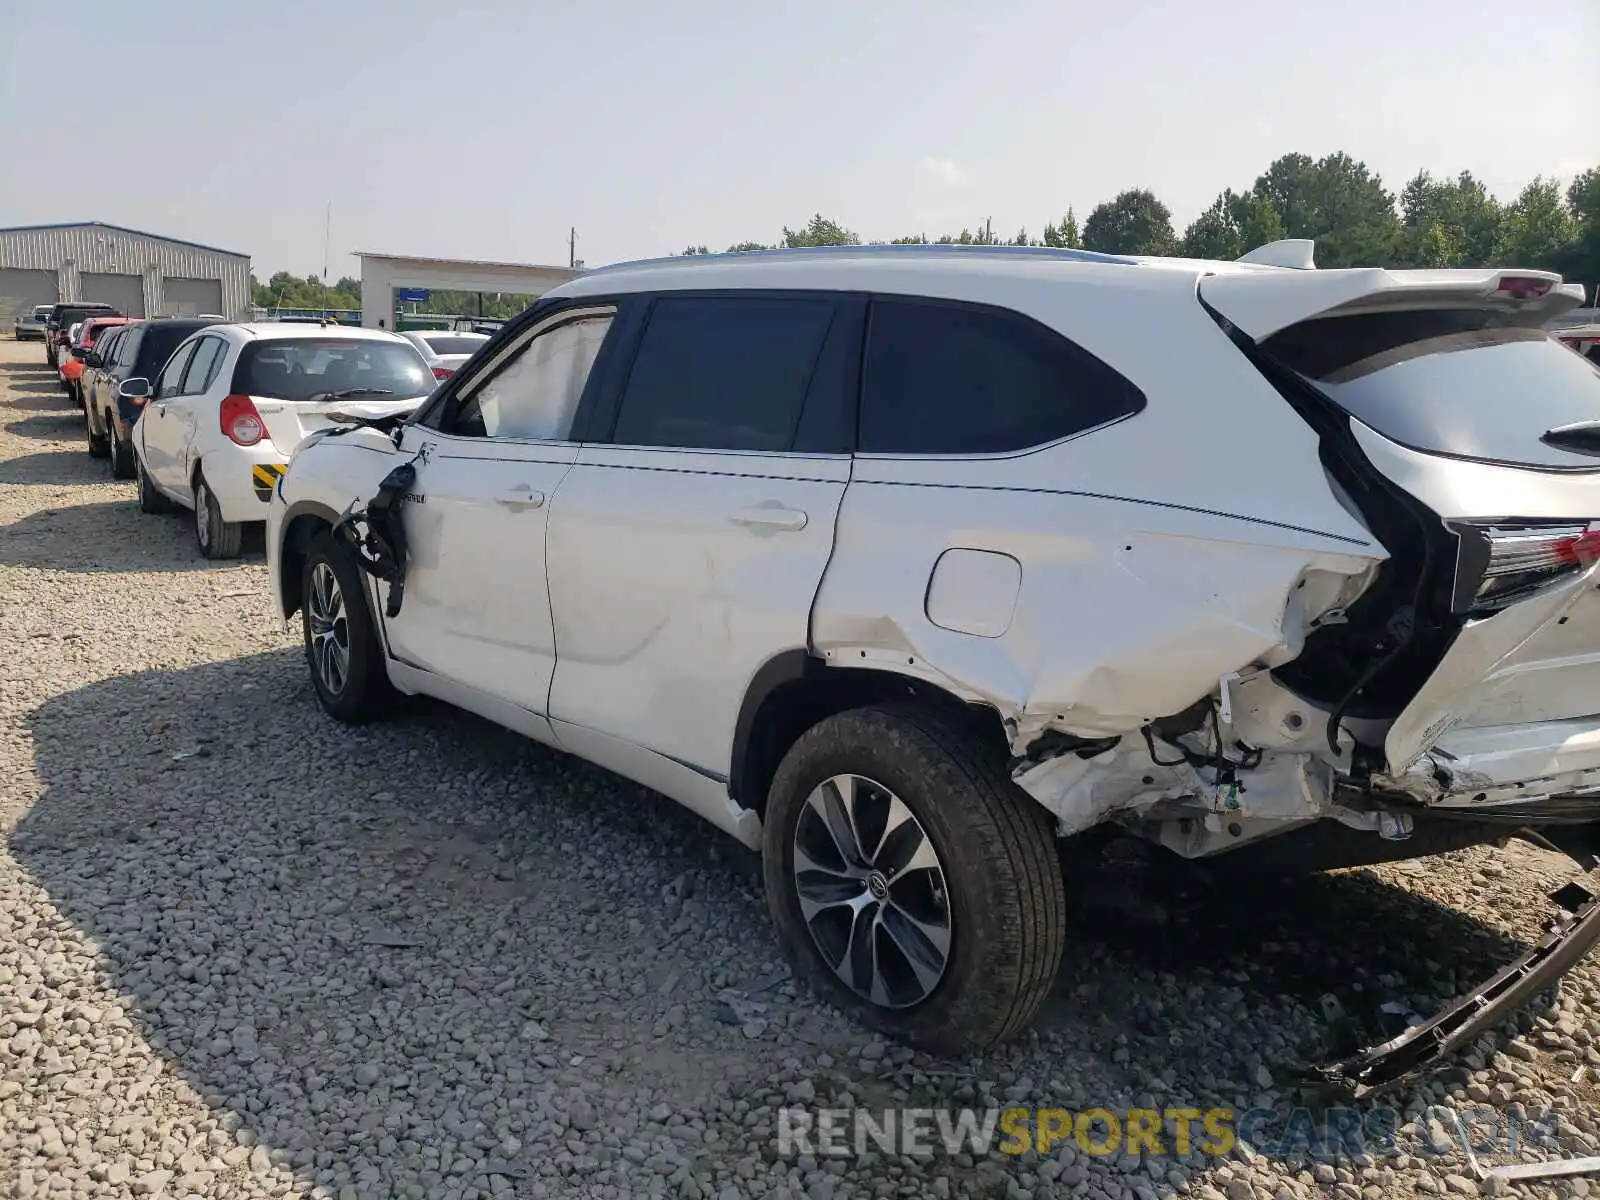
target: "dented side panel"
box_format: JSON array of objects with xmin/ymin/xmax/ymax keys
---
[{"xmin": 811, "ymin": 476, "xmax": 1382, "ymax": 743}]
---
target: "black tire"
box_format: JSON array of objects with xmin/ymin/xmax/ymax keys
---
[
  {"xmin": 193, "ymin": 470, "xmax": 243, "ymax": 559},
  {"xmin": 136, "ymin": 455, "xmax": 174, "ymax": 513},
  {"xmin": 762, "ymin": 704, "xmax": 1067, "ymax": 1054},
  {"xmin": 86, "ymin": 408, "xmax": 109, "ymax": 459},
  {"xmin": 300, "ymin": 530, "xmax": 397, "ymax": 722},
  {"xmin": 107, "ymin": 418, "xmax": 135, "ymax": 480}
]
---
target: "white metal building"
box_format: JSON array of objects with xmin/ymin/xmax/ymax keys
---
[
  {"xmin": 0, "ymin": 222, "xmax": 250, "ymax": 322},
  {"xmin": 355, "ymin": 251, "xmax": 582, "ymax": 330}
]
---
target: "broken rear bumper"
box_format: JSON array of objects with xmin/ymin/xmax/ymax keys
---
[{"xmin": 1309, "ymin": 872, "xmax": 1600, "ymax": 1101}]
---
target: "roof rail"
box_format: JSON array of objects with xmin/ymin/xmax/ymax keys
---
[
  {"xmin": 580, "ymin": 242, "xmax": 1141, "ymax": 278},
  {"xmin": 1237, "ymin": 239, "xmax": 1317, "ymax": 270}
]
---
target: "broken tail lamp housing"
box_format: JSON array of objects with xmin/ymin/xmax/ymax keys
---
[{"xmin": 1451, "ymin": 520, "xmax": 1600, "ymax": 615}]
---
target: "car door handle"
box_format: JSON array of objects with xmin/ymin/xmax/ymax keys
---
[
  {"xmin": 729, "ymin": 503, "xmax": 808, "ymax": 532},
  {"xmin": 494, "ymin": 486, "xmax": 545, "ymax": 511}
]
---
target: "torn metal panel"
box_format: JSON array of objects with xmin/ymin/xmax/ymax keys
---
[{"xmin": 1308, "ymin": 886, "xmax": 1600, "ymax": 1101}]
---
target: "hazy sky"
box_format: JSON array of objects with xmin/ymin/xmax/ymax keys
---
[{"xmin": 1, "ymin": 0, "xmax": 1594, "ymax": 280}]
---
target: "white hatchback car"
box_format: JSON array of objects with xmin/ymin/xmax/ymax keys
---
[
  {"xmin": 130, "ymin": 323, "xmax": 434, "ymax": 558},
  {"xmin": 267, "ymin": 242, "xmax": 1600, "ymax": 1052}
]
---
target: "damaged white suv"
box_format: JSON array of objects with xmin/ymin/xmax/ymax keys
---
[{"xmin": 267, "ymin": 242, "xmax": 1600, "ymax": 1052}]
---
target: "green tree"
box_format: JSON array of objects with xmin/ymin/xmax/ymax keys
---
[
  {"xmin": 890, "ymin": 234, "xmax": 927, "ymax": 244},
  {"xmin": 1560, "ymin": 167, "xmax": 1600, "ymax": 290},
  {"xmin": 1042, "ymin": 208, "xmax": 1081, "ymax": 249},
  {"xmin": 1180, "ymin": 190, "xmax": 1285, "ymax": 260},
  {"xmin": 1495, "ymin": 176, "xmax": 1577, "ymax": 269},
  {"xmin": 1397, "ymin": 170, "xmax": 1501, "ymax": 266},
  {"xmin": 726, "ymin": 240, "xmax": 771, "ymax": 253},
  {"xmin": 1082, "ymin": 190, "xmax": 1176, "ymax": 255},
  {"xmin": 1249, "ymin": 152, "xmax": 1398, "ymax": 268},
  {"xmin": 680, "ymin": 245, "xmax": 710, "ymax": 255},
  {"xmin": 781, "ymin": 214, "xmax": 860, "ymax": 248}
]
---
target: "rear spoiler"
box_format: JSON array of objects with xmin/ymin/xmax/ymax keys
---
[{"xmin": 1202, "ymin": 260, "xmax": 1586, "ymax": 341}]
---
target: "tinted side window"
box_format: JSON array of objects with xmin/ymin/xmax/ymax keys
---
[
  {"xmin": 180, "ymin": 338, "xmax": 225, "ymax": 395},
  {"xmin": 116, "ymin": 328, "xmax": 143, "ymax": 369},
  {"xmin": 611, "ymin": 296, "xmax": 835, "ymax": 452},
  {"xmin": 156, "ymin": 343, "xmax": 197, "ymax": 398},
  {"xmin": 860, "ymin": 299, "xmax": 1145, "ymax": 455}
]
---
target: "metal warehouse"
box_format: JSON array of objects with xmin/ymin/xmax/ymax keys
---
[{"xmin": 0, "ymin": 221, "xmax": 250, "ymax": 322}]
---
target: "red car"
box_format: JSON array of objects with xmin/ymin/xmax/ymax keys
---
[{"xmin": 61, "ymin": 317, "xmax": 134, "ymax": 408}]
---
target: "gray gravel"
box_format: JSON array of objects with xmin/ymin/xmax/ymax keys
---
[{"xmin": 1, "ymin": 336, "xmax": 1598, "ymax": 1200}]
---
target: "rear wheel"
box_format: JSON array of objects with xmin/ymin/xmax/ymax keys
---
[
  {"xmin": 107, "ymin": 418, "xmax": 135, "ymax": 479},
  {"xmin": 136, "ymin": 454, "xmax": 174, "ymax": 513},
  {"xmin": 762, "ymin": 704, "xmax": 1067, "ymax": 1054},
  {"xmin": 300, "ymin": 531, "xmax": 397, "ymax": 722},
  {"xmin": 85, "ymin": 407, "xmax": 109, "ymax": 459},
  {"xmin": 193, "ymin": 471, "xmax": 243, "ymax": 560}
]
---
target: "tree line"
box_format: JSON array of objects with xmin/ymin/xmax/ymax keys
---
[{"xmin": 684, "ymin": 152, "xmax": 1600, "ymax": 287}]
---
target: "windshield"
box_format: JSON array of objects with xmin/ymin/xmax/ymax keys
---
[
  {"xmin": 31, "ymin": 306, "xmax": 51, "ymax": 319},
  {"xmin": 1266, "ymin": 311, "xmax": 1600, "ymax": 471},
  {"xmin": 419, "ymin": 335, "xmax": 486, "ymax": 356},
  {"xmin": 234, "ymin": 338, "xmax": 432, "ymax": 402}
]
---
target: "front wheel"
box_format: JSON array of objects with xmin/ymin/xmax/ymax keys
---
[
  {"xmin": 763, "ymin": 704, "xmax": 1067, "ymax": 1054},
  {"xmin": 300, "ymin": 531, "xmax": 396, "ymax": 722},
  {"xmin": 193, "ymin": 471, "xmax": 242, "ymax": 560}
]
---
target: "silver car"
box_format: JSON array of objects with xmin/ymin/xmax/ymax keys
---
[
  {"xmin": 399, "ymin": 330, "xmax": 489, "ymax": 382},
  {"xmin": 13, "ymin": 304, "xmax": 51, "ymax": 341}
]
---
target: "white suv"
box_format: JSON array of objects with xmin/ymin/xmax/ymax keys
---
[
  {"xmin": 129, "ymin": 323, "xmax": 434, "ymax": 558},
  {"xmin": 266, "ymin": 242, "xmax": 1600, "ymax": 1051}
]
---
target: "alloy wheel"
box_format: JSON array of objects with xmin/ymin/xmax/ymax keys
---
[
  {"xmin": 307, "ymin": 561, "xmax": 350, "ymax": 695},
  {"xmin": 791, "ymin": 774, "xmax": 952, "ymax": 1009},
  {"xmin": 194, "ymin": 481, "xmax": 210, "ymax": 550}
]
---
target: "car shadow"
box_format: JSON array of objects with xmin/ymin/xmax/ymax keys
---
[
  {"xmin": 0, "ymin": 358, "xmax": 54, "ymax": 374},
  {"xmin": 0, "ymin": 499, "xmax": 260, "ymax": 571},
  {"xmin": 6, "ymin": 379, "xmax": 65, "ymax": 396},
  {"xmin": 0, "ymin": 449, "xmax": 101, "ymax": 487},
  {"xmin": 6, "ymin": 412, "xmax": 81, "ymax": 439},
  {"xmin": 14, "ymin": 650, "xmax": 1584, "ymax": 1194}
]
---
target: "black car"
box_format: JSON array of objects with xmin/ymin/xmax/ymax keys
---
[
  {"xmin": 82, "ymin": 318, "xmax": 222, "ymax": 478},
  {"xmin": 44, "ymin": 301, "xmax": 120, "ymax": 368}
]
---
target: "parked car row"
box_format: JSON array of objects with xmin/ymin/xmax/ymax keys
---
[{"xmin": 72, "ymin": 318, "xmax": 436, "ymax": 558}]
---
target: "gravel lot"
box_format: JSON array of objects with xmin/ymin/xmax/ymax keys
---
[{"xmin": 1, "ymin": 335, "xmax": 1598, "ymax": 1200}]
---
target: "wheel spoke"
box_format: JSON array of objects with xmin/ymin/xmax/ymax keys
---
[
  {"xmin": 872, "ymin": 796, "xmax": 924, "ymax": 874},
  {"xmin": 805, "ymin": 777, "xmax": 865, "ymax": 870},
  {"xmin": 880, "ymin": 901, "xmax": 951, "ymax": 999}
]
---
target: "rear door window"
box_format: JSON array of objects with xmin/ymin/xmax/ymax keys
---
[
  {"xmin": 859, "ymin": 298, "xmax": 1146, "ymax": 455},
  {"xmin": 609, "ymin": 295, "xmax": 836, "ymax": 452},
  {"xmin": 179, "ymin": 337, "xmax": 226, "ymax": 395},
  {"xmin": 1265, "ymin": 312, "xmax": 1600, "ymax": 470},
  {"xmin": 422, "ymin": 335, "xmax": 486, "ymax": 356}
]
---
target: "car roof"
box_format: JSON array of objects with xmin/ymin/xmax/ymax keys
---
[{"xmin": 218, "ymin": 322, "xmax": 412, "ymax": 344}]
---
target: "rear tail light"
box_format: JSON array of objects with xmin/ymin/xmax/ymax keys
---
[
  {"xmin": 432, "ymin": 366, "xmax": 454, "ymax": 380},
  {"xmin": 220, "ymin": 394, "xmax": 265, "ymax": 446},
  {"xmin": 1495, "ymin": 276, "xmax": 1554, "ymax": 300},
  {"xmin": 1452, "ymin": 521, "xmax": 1600, "ymax": 613}
]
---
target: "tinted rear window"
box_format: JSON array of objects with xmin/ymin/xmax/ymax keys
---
[
  {"xmin": 860, "ymin": 299, "xmax": 1146, "ymax": 455},
  {"xmin": 233, "ymin": 339, "xmax": 432, "ymax": 402},
  {"xmin": 1266, "ymin": 312, "xmax": 1600, "ymax": 470},
  {"xmin": 420, "ymin": 336, "xmax": 484, "ymax": 356}
]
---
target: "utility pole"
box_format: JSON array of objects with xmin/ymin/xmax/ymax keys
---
[
  {"xmin": 322, "ymin": 202, "xmax": 332, "ymax": 282},
  {"xmin": 569, "ymin": 227, "xmax": 577, "ymax": 269}
]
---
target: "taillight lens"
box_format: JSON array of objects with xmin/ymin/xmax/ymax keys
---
[
  {"xmin": 1495, "ymin": 276, "xmax": 1554, "ymax": 300},
  {"xmin": 1452, "ymin": 521, "xmax": 1600, "ymax": 613},
  {"xmin": 220, "ymin": 394, "xmax": 264, "ymax": 446},
  {"xmin": 432, "ymin": 366, "xmax": 454, "ymax": 380}
]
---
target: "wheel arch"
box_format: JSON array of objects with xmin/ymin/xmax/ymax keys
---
[
  {"xmin": 276, "ymin": 500, "xmax": 343, "ymax": 620},
  {"xmin": 728, "ymin": 650, "xmax": 1008, "ymax": 816}
]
